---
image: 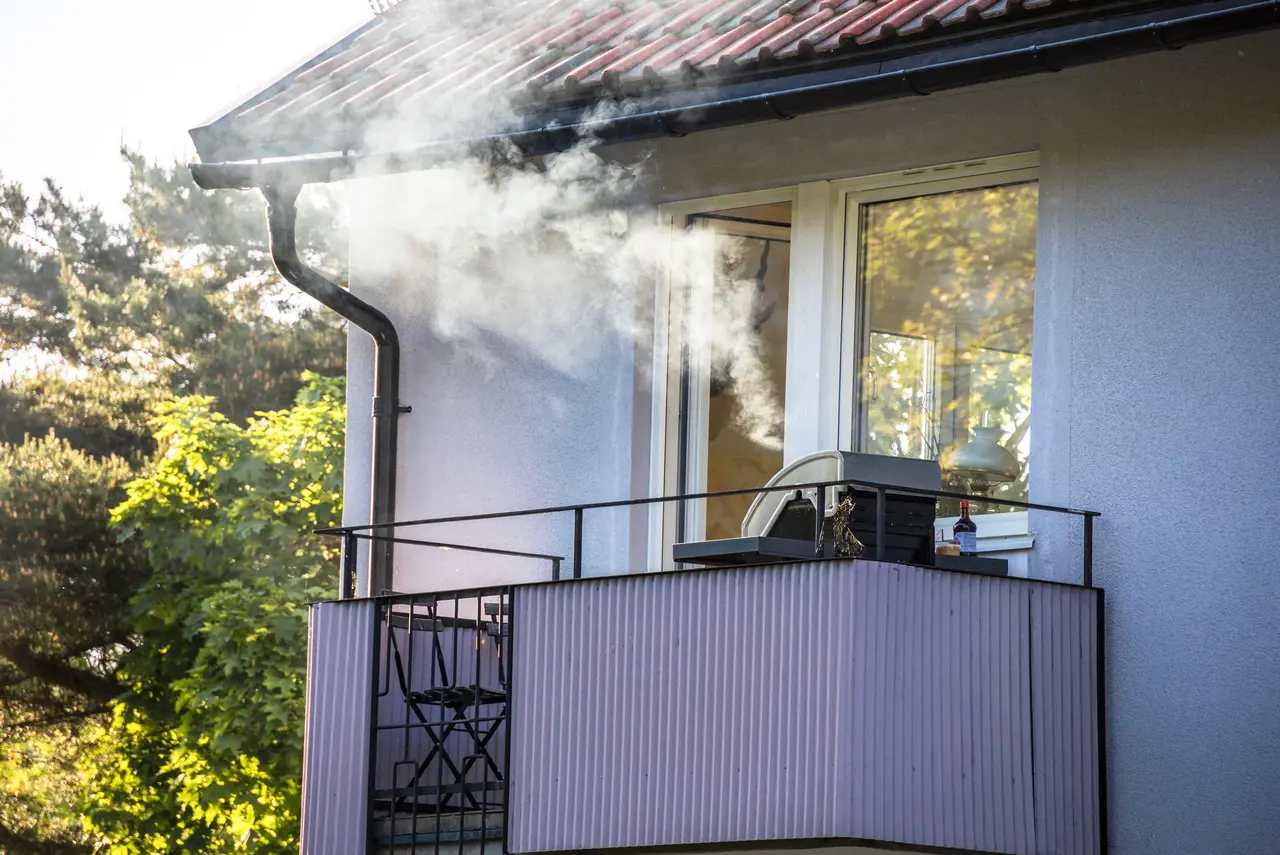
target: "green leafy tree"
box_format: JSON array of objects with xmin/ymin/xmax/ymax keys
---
[
  {"xmin": 0, "ymin": 719, "xmax": 105, "ymax": 855},
  {"xmin": 1, "ymin": 156, "xmax": 346, "ymax": 424},
  {"xmin": 86, "ymin": 375, "xmax": 344, "ymax": 854},
  {"xmin": 0, "ymin": 436, "xmax": 144, "ymax": 717},
  {"xmin": 0, "ymin": 372, "xmax": 157, "ymax": 460},
  {"xmin": 0, "ymin": 435, "xmax": 143, "ymax": 854},
  {"xmin": 0, "ymin": 152, "xmax": 347, "ymax": 853}
]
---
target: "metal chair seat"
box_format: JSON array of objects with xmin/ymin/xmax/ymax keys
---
[{"xmin": 408, "ymin": 685, "xmax": 506, "ymax": 708}]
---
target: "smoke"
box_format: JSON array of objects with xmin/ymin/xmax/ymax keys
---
[{"xmin": 347, "ymin": 5, "xmax": 786, "ymax": 450}]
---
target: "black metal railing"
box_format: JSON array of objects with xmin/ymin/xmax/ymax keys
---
[
  {"xmin": 321, "ymin": 477, "xmax": 1101, "ymax": 595},
  {"xmin": 329, "ymin": 482, "xmax": 1099, "ymax": 852},
  {"xmin": 369, "ymin": 587, "xmax": 512, "ymax": 853}
]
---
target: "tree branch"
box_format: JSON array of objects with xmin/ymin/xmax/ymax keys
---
[
  {"xmin": 1005, "ymin": 414, "xmax": 1031, "ymax": 455},
  {"xmin": 0, "ymin": 642, "xmax": 122, "ymax": 705}
]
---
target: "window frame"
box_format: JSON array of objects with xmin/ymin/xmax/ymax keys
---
[
  {"xmin": 651, "ymin": 188, "xmax": 797, "ymax": 569},
  {"xmin": 832, "ymin": 154, "xmax": 1040, "ymax": 458},
  {"xmin": 648, "ymin": 154, "xmax": 1039, "ymax": 570},
  {"xmin": 833, "ymin": 155, "xmax": 1039, "ymax": 540}
]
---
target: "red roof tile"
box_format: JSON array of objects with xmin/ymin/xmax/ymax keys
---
[{"xmin": 200, "ymin": 0, "xmax": 1140, "ymax": 158}]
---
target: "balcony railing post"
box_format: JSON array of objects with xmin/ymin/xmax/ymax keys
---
[
  {"xmin": 341, "ymin": 532, "xmax": 357, "ymax": 599},
  {"xmin": 572, "ymin": 507, "xmax": 584, "ymax": 579},
  {"xmin": 1083, "ymin": 514, "xmax": 1094, "ymax": 587},
  {"xmin": 502, "ymin": 587, "xmax": 513, "ymax": 824},
  {"xmin": 364, "ymin": 599, "xmax": 384, "ymax": 855},
  {"xmin": 875, "ymin": 487, "xmax": 887, "ymax": 561},
  {"xmin": 814, "ymin": 485, "xmax": 825, "ymax": 557},
  {"xmin": 551, "ymin": 556, "xmax": 562, "ymax": 581}
]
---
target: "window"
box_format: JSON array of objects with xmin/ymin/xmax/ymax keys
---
[
  {"xmin": 844, "ymin": 171, "xmax": 1037, "ymax": 515},
  {"xmin": 651, "ymin": 157, "xmax": 1038, "ymax": 569},
  {"xmin": 660, "ymin": 197, "xmax": 792, "ymax": 546}
]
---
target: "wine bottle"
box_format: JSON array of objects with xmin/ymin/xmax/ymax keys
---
[{"xmin": 953, "ymin": 501, "xmax": 978, "ymax": 556}]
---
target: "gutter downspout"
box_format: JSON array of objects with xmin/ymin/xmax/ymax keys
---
[{"xmin": 263, "ymin": 184, "xmax": 399, "ymax": 597}]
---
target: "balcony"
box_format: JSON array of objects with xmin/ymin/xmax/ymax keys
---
[{"xmin": 299, "ymin": 480, "xmax": 1104, "ymax": 855}]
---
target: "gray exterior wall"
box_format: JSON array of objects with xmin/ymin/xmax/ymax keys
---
[
  {"xmin": 507, "ymin": 559, "xmax": 1101, "ymax": 855},
  {"xmin": 345, "ymin": 29, "xmax": 1280, "ymax": 855},
  {"xmin": 299, "ymin": 601, "xmax": 376, "ymax": 855}
]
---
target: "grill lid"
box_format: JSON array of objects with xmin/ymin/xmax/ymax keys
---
[{"xmin": 742, "ymin": 451, "xmax": 942, "ymax": 539}]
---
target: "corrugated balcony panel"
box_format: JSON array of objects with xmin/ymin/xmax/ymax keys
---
[
  {"xmin": 844, "ymin": 565, "xmax": 1037, "ymax": 853},
  {"xmin": 509, "ymin": 563, "xmax": 850, "ymax": 852},
  {"xmin": 508, "ymin": 559, "xmax": 1102, "ymax": 855},
  {"xmin": 299, "ymin": 600, "xmax": 377, "ymax": 855},
  {"xmin": 1031, "ymin": 584, "xmax": 1102, "ymax": 855}
]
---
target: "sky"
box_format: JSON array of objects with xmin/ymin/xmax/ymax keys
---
[{"xmin": 0, "ymin": 0, "xmax": 373, "ymax": 220}]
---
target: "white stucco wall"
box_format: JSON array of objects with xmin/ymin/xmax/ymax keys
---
[
  {"xmin": 345, "ymin": 190, "xmax": 646, "ymax": 590},
  {"xmin": 345, "ymin": 29, "xmax": 1280, "ymax": 855}
]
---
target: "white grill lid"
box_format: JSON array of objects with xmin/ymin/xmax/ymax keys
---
[{"xmin": 742, "ymin": 451, "xmax": 942, "ymax": 538}]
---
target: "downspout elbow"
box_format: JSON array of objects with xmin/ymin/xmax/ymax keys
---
[
  {"xmin": 263, "ymin": 184, "xmax": 399, "ymax": 348},
  {"xmin": 262, "ymin": 183, "xmax": 399, "ymax": 597}
]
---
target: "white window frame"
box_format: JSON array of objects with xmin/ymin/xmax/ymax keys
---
[
  {"xmin": 832, "ymin": 153, "xmax": 1039, "ymax": 541},
  {"xmin": 650, "ymin": 187, "xmax": 797, "ymax": 570},
  {"xmin": 647, "ymin": 153, "xmax": 1039, "ymax": 570}
]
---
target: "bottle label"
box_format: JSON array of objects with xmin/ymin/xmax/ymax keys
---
[{"xmin": 956, "ymin": 532, "xmax": 977, "ymax": 554}]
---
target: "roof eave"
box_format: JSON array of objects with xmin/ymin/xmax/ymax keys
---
[
  {"xmin": 188, "ymin": 12, "xmax": 383, "ymax": 163},
  {"xmin": 190, "ymin": 0, "xmax": 1280, "ymax": 188},
  {"xmin": 190, "ymin": 0, "xmax": 1173, "ymax": 163}
]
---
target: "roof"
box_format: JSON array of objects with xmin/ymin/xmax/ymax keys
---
[{"xmin": 188, "ymin": 0, "xmax": 1239, "ymax": 163}]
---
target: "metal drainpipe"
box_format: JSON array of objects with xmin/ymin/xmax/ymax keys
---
[{"xmin": 262, "ymin": 184, "xmax": 400, "ymax": 597}]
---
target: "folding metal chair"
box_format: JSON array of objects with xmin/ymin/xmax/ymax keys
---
[{"xmin": 386, "ymin": 601, "xmax": 507, "ymax": 811}]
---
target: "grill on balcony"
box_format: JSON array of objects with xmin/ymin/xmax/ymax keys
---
[{"xmin": 301, "ymin": 476, "xmax": 1103, "ymax": 855}]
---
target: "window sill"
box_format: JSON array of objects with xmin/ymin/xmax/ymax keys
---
[{"xmin": 953, "ymin": 534, "xmax": 1035, "ymax": 553}]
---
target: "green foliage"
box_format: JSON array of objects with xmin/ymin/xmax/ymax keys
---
[
  {"xmin": 0, "ymin": 372, "xmax": 157, "ymax": 460},
  {"xmin": 0, "ymin": 155, "xmax": 346, "ymax": 424},
  {"xmin": 0, "ymin": 718, "xmax": 102, "ymax": 854},
  {"xmin": 0, "ymin": 436, "xmax": 146, "ymax": 718},
  {"xmin": 118, "ymin": 152, "xmax": 348, "ymax": 422},
  {"xmin": 0, "ymin": 436, "xmax": 145, "ymax": 854},
  {"xmin": 0, "ymin": 150, "xmax": 348, "ymax": 853},
  {"xmin": 85, "ymin": 375, "xmax": 344, "ymax": 854}
]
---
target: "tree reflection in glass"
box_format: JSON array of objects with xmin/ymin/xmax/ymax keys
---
[{"xmin": 857, "ymin": 181, "xmax": 1036, "ymax": 508}]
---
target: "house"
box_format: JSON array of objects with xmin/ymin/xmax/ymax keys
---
[{"xmin": 189, "ymin": 1, "xmax": 1280, "ymax": 854}]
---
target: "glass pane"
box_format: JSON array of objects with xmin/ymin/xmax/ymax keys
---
[
  {"xmin": 857, "ymin": 182, "xmax": 1036, "ymax": 507},
  {"xmin": 865, "ymin": 331, "xmax": 931, "ymax": 459},
  {"xmin": 690, "ymin": 203, "xmax": 790, "ymax": 541}
]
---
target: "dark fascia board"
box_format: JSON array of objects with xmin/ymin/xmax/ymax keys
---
[{"xmin": 189, "ymin": 0, "xmax": 1280, "ymax": 187}]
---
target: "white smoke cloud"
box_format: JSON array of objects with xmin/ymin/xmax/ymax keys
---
[{"xmin": 347, "ymin": 3, "xmax": 786, "ymax": 450}]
